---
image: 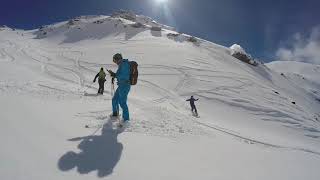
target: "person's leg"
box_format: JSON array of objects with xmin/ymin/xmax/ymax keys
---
[
  {"xmin": 101, "ymin": 80, "xmax": 105, "ymax": 94},
  {"xmin": 112, "ymin": 88, "xmax": 120, "ymax": 115},
  {"xmin": 194, "ymin": 106, "xmax": 198, "ymax": 115},
  {"xmin": 118, "ymin": 85, "xmax": 131, "ymax": 121},
  {"xmin": 98, "ymin": 80, "xmax": 103, "ymax": 94}
]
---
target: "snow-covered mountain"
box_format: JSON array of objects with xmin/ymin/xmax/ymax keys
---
[
  {"xmin": 267, "ymin": 60, "xmax": 320, "ymax": 112},
  {"xmin": 1, "ymin": 11, "xmax": 320, "ymax": 180}
]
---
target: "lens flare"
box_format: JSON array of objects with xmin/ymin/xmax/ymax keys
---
[{"xmin": 155, "ymin": 0, "xmax": 168, "ymax": 4}]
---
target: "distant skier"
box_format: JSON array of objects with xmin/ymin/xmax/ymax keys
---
[
  {"xmin": 107, "ymin": 53, "xmax": 131, "ymax": 127},
  {"xmin": 93, "ymin": 67, "xmax": 106, "ymax": 95},
  {"xmin": 186, "ymin": 96, "xmax": 199, "ymax": 116}
]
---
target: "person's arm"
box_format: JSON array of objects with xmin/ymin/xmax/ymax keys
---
[
  {"xmin": 107, "ymin": 70, "xmax": 116, "ymax": 78},
  {"xmin": 108, "ymin": 62, "xmax": 124, "ymax": 79},
  {"xmin": 186, "ymin": 99, "xmax": 190, "ymax": 101},
  {"xmin": 195, "ymin": 99, "xmax": 199, "ymax": 101},
  {"xmin": 93, "ymin": 73, "xmax": 99, "ymax": 82},
  {"xmin": 115, "ymin": 63, "xmax": 121, "ymax": 78}
]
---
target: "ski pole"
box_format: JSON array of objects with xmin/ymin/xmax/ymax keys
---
[{"xmin": 83, "ymin": 82, "xmax": 95, "ymax": 93}]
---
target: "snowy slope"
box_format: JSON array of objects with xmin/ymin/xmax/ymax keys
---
[
  {"xmin": 1, "ymin": 12, "xmax": 320, "ymax": 180},
  {"xmin": 267, "ymin": 61, "xmax": 320, "ymax": 97}
]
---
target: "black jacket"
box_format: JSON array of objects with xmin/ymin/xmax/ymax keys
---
[{"xmin": 186, "ymin": 97, "xmax": 198, "ymax": 106}]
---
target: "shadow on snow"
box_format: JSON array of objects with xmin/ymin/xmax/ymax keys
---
[{"xmin": 58, "ymin": 119, "xmax": 124, "ymax": 177}]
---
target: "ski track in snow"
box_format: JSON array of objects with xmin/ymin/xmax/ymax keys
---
[
  {"xmin": 0, "ymin": 40, "xmax": 16, "ymax": 62},
  {"xmin": 3, "ymin": 43, "xmax": 320, "ymax": 142},
  {"xmin": 0, "ymin": 48, "xmax": 14, "ymax": 62},
  {"xmin": 196, "ymin": 120, "xmax": 320, "ymax": 156},
  {"xmin": 1, "ymin": 27, "xmax": 320, "ymax": 160},
  {"xmin": 2, "ymin": 42, "xmax": 320, "ymax": 137}
]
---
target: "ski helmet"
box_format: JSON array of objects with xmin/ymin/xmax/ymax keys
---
[{"xmin": 113, "ymin": 53, "xmax": 123, "ymax": 61}]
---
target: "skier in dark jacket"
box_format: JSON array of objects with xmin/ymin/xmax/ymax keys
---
[
  {"xmin": 186, "ymin": 96, "xmax": 199, "ymax": 116},
  {"xmin": 93, "ymin": 67, "xmax": 106, "ymax": 94}
]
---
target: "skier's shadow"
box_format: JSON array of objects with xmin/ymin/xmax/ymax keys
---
[
  {"xmin": 58, "ymin": 119, "xmax": 124, "ymax": 177},
  {"xmin": 83, "ymin": 93, "xmax": 99, "ymax": 97}
]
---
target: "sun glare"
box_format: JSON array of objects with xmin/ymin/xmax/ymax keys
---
[{"xmin": 155, "ymin": 0, "xmax": 168, "ymax": 4}]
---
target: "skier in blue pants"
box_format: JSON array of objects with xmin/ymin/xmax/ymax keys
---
[{"xmin": 108, "ymin": 53, "xmax": 131, "ymax": 125}]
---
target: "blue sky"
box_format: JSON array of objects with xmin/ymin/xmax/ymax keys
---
[{"xmin": 1, "ymin": 0, "xmax": 319, "ymax": 62}]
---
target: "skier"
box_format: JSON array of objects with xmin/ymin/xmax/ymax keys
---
[
  {"xmin": 107, "ymin": 53, "xmax": 131, "ymax": 127},
  {"xmin": 93, "ymin": 67, "xmax": 106, "ymax": 95},
  {"xmin": 186, "ymin": 96, "xmax": 199, "ymax": 116}
]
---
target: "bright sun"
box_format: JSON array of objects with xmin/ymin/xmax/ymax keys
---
[{"xmin": 155, "ymin": 0, "xmax": 168, "ymax": 4}]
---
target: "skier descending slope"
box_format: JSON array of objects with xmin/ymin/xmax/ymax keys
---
[
  {"xmin": 93, "ymin": 67, "xmax": 106, "ymax": 95},
  {"xmin": 108, "ymin": 53, "xmax": 131, "ymax": 127},
  {"xmin": 186, "ymin": 96, "xmax": 199, "ymax": 117}
]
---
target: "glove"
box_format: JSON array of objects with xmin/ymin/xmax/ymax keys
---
[
  {"xmin": 108, "ymin": 70, "xmax": 116, "ymax": 78},
  {"xmin": 93, "ymin": 80, "xmax": 96, "ymax": 83}
]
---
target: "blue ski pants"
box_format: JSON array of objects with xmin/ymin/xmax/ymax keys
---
[{"xmin": 112, "ymin": 84, "xmax": 131, "ymax": 121}]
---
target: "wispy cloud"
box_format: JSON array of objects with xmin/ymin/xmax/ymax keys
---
[{"xmin": 276, "ymin": 26, "xmax": 320, "ymax": 64}]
